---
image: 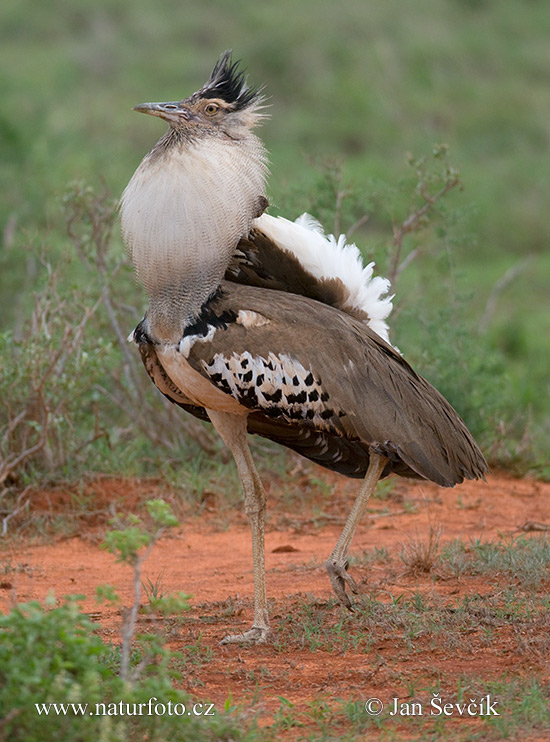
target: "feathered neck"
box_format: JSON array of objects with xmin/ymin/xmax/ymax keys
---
[{"xmin": 120, "ymin": 132, "xmax": 268, "ymax": 344}]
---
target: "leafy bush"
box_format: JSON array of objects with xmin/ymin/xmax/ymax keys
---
[
  {"xmin": 0, "ymin": 597, "xmax": 249, "ymax": 741},
  {"xmin": 0, "ymin": 183, "xmax": 218, "ymax": 525},
  {"xmin": 0, "ymin": 258, "xmax": 116, "ymax": 489}
]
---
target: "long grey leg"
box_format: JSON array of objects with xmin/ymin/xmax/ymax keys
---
[
  {"xmin": 326, "ymin": 452, "xmax": 388, "ymax": 609},
  {"xmin": 206, "ymin": 409, "xmax": 270, "ymax": 645}
]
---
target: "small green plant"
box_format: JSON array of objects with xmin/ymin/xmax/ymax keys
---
[
  {"xmin": 439, "ymin": 538, "xmax": 469, "ymax": 579},
  {"xmin": 142, "ymin": 572, "xmax": 167, "ymax": 602},
  {"xmin": 0, "ymin": 595, "xmax": 108, "ymax": 707},
  {"xmin": 272, "ymin": 696, "xmax": 302, "ymax": 732},
  {"xmin": 180, "ymin": 633, "xmax": 214, "ymax": 669},
  {"xmin": 99, "ymin": 499, "xmax": 190, "ymax": 681},
  {"xmin": 371, "ymin": 478, "xmax": 395, "ymax": 501}
]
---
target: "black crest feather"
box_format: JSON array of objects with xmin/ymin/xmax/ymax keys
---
[{"xmin": 197, "ymin": 50, "xmax": 261, "ymax": 109}]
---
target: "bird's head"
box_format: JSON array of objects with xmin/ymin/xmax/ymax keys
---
[{"xmin": 133, "ymin": 50, "xmax": 267, "ymax": 141}]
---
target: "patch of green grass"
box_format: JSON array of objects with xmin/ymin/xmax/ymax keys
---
[
  {"xmin": 274, "ymin": 571, "xmax": 550, "ymax": 658},
  {"xmin": 174, "ymin": 633, "xmax": 215, "ymax": 674},
  {"xmin": 350, "ymin": 545, "xmax": 391, "ymax": 568},
  {"xmin": 357, "ymin": 531, "xmax": 550, "ymax": 591},
  {"xmin": 481, "ymin": 676, "xmax": 550, "ymax": 740},
  {"xmin": 273, "ymin": 598, "xmax": 372, "ymax": 654},
  {"xmin": 262, "ymin": 676, "xmax": 550, "ymax": 740},
  {"xmin": 439, "ymin": 534, "xmax": 550, "ymax": 590}
]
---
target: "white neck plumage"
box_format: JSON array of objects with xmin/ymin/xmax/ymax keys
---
[{"xmin": 120, "ymin": 131, "xmax": 268, "ymax": 344}]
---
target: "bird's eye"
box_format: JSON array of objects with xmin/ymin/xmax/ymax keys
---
[{"xmin": 204, "ymin": 102, "xmax": 220, "ymax": 116}]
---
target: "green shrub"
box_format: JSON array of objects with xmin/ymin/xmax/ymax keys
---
[{"xmin": 0, "ymin": 597, "xmax": 249, "ymax": 741}]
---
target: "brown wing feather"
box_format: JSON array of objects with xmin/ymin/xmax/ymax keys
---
[
  {"xmin": 227, "ymin": 228, "xmax": 369, "ymax": 321},
  {"xmin": 181, "ymin": 282, "xmax": 487, "ymax": 486}
]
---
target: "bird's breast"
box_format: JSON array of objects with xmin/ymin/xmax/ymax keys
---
[{"xmin": 155, "ymin": 344, "xmax": 246, "ymax": 414}]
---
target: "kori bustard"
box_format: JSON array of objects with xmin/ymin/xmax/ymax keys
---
[{"xmin": 120, "ymin": 52, "xmax": 488, "ymax": 645}]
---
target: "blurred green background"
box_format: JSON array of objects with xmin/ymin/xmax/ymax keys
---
[{"xmin": 1, "ymin": 0, "xmax": 549, "ymax": 484}]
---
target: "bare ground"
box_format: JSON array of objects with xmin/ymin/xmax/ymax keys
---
[{"xmin": 1, "ymin": 470, "xmax": 550, "ymax": 738}]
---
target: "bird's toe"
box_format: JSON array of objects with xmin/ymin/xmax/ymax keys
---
[
  {"xmin": 325, "ymin": 557, "xmax": 359, "ymax": 610},
  {"xmin": 219, "ymin": 625, "xmax": 270, "ymax": 646}
]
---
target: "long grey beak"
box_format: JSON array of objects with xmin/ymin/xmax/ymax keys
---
[{"xmin": 133, "ymin": 101, "xmax": 192, "ymax": 121}]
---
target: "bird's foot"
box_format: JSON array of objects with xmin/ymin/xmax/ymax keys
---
[
  {"xmin": 219, "ymin": 625, "xmax": 270, "ymax": 646},
  {"xmin": 325, "ymin": 557, "xmax": 359, "ymax": 610}
]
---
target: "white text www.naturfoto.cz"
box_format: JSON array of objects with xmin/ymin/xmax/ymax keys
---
[{"xmin": 35, "ymin": 698, "xmax": 215, "ymax": 717}]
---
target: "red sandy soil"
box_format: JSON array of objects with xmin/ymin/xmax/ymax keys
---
[{"xmin": 1, "ymin": 470, "xmax": 550, "ymax": 737}]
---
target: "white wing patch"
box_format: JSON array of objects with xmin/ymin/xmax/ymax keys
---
[
  {"xmin": 253, "ymin": 212, "xmax": 394, "ymax": 344},
  {"xmin": 235, "ymin": 309, "xmax": 271, "ymax": 329},
  {"xmin": 202, "ymin": 351, "xmax": 343, "ymax": 428},
  {"xmin": 179, "ymin": 325, "xmax": 217, "ymax": 358}
]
